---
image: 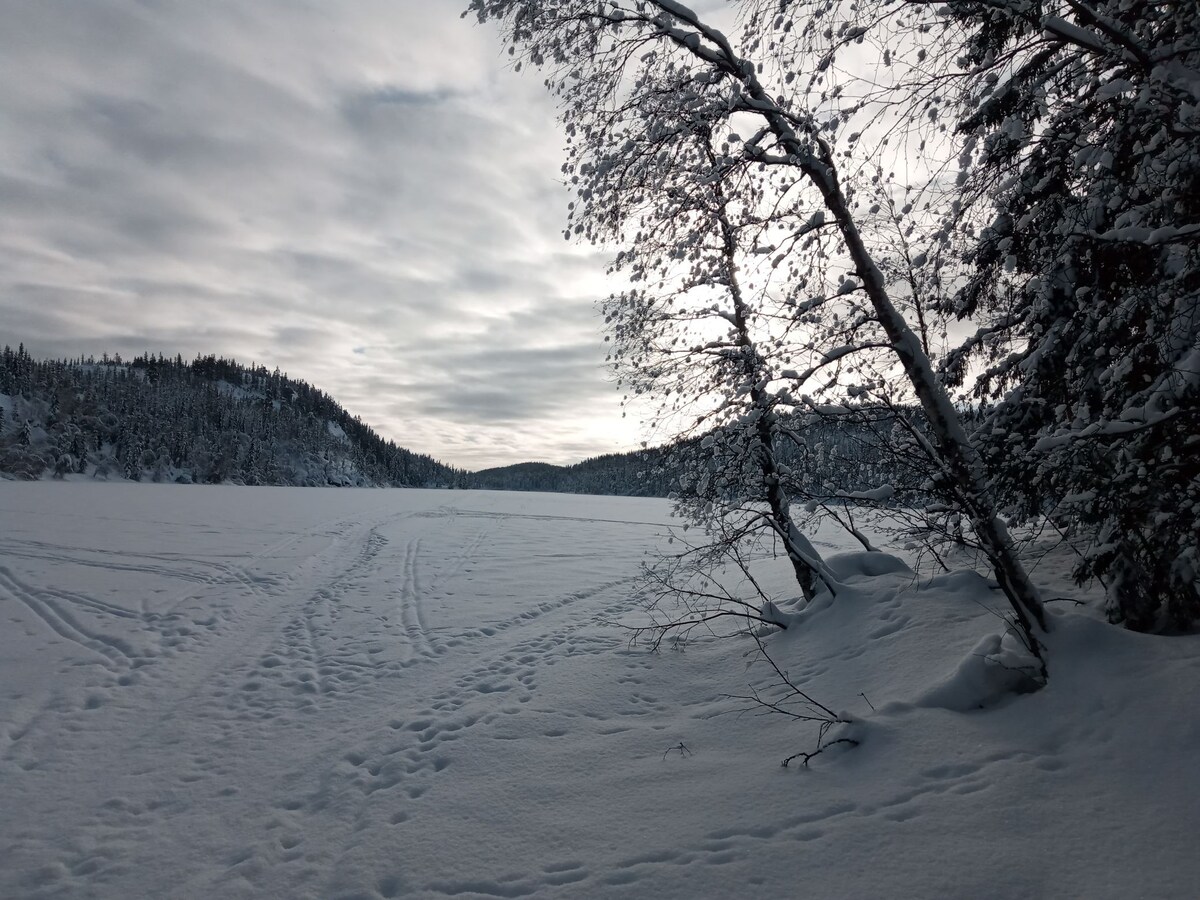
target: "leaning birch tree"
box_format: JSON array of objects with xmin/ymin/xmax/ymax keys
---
[
  {"xmin": 467, "ymin": 0, "xmax": 1049, "ymax": 664},
  {"xmin": 600, "ymin": 123, "xmax": 834, "ymax": 606}
]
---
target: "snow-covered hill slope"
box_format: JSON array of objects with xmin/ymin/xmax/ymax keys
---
[
  {"xmin": 1, "ymin": 484, "xmax": 1197, "ymax": 898},
  {"xmin": 0, "ymin": 349, "xmax": 455, "ymax": 487}
]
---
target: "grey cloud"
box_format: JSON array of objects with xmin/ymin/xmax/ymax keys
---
[
  {"xmin": 0, "ymin": 0, "xmax": 642, "ymax": 470},
  {"xmin": 405, "ymin": 344, "xmax": 612, "ymax": 420}
]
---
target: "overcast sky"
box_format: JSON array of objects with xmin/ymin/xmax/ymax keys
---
[{"xmin": 0, "ymin": 0, "xmax": 652, "ymax": 470}]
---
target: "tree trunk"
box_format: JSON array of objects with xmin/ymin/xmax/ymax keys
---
[
  {"xmin": 815, "ymin": 176, "xmax": 1049, "ymax": 643},
  {"xmin": 716, "ymin": 191, "xmax": 827, "ymax": 603}
]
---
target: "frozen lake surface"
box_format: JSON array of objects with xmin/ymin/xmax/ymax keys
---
[{"xmin": 2, "ymin": 483, "xmax": 1197, "ymax": 898}]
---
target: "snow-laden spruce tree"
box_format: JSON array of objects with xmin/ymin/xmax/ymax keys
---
[
  {"xmin": 468, "ymin": 0, "xmax": 1049, "ymax": 660},
  {"xmin": 917, "ymin": 0, "xmax": 1200, "ymax": 631}
]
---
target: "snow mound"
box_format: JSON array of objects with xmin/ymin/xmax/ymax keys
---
[
  {"xmin": 824, "ymin": 550, "xmax": 913, "ymax": 581},
  {"xmin": 916, "ymin": 629, "xmax": 1043, "ymax": 711}
]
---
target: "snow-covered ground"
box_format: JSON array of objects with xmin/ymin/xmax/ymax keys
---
[{"xmin": 1, "ymin": 484, "xmax": 1197, "ymax": 899}]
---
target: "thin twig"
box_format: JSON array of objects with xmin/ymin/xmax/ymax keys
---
[{"xmin": 782, "ymin": 738, "xmax": 860, "ymax": 768}]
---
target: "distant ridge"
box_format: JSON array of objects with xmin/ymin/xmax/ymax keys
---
[
  {"xmin": 465, "ymin": 452, "xmax": 674, "ymax": 496},
  {"xmin": 0, "ymin": 345, "xmax": 674, "ymax": 494},
  {"xmin": 0, "ymin": 345, "xmax": 457, "ymax": 487},
  {"xmin": 1, "ymin": 345, "xmax": 894, "ymax": 499}
]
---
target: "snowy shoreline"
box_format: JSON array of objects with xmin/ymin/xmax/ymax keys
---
[{"xmin": 2, "ymin": 484, "xmax": 1197, "ymax": 898}]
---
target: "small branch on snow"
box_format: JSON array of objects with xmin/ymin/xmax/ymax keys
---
[
  {"xmin": 782, "ymin": 738, "xmax": 859, "ymax": 768},
  {"xmin": 663, "ymin": 741, "xmax": 692, "ymax": 760}
]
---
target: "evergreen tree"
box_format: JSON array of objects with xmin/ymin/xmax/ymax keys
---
[{"xmin": 930, "ymin": 0, "xmax": 1200, "ymax": 630}]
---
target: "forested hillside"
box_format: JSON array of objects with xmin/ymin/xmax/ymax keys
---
[
  {"xmin": 1, "ymin": 346, "xmax": 915, "ymax": 500},
  {"xmin": 0, "ymin": 345, "xmax": 457, "ymax": 487},
  {"xmin": 466, "ymin": 453, "xmax": 674, "ymax": 496}
]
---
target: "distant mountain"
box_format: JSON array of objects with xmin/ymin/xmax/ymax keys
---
[
  {"xmin": 463, "ymin": 409, "xmax": 907, "ymax": 501},
  {"xmin": 466, "ymin": 450, "xmax": 675, "ymax": 497},
  {"xmin": 0, "ymin": 345, "xmax": 458, "ymax": 487}
]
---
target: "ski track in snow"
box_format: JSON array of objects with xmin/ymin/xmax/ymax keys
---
[
  {"xmin": 0, "ymin": 486, "xmax": 687, "ymax": 898},
  {"xmin": 2, "ymin": 484, "xmax": 1198, "ymax": 899}
]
